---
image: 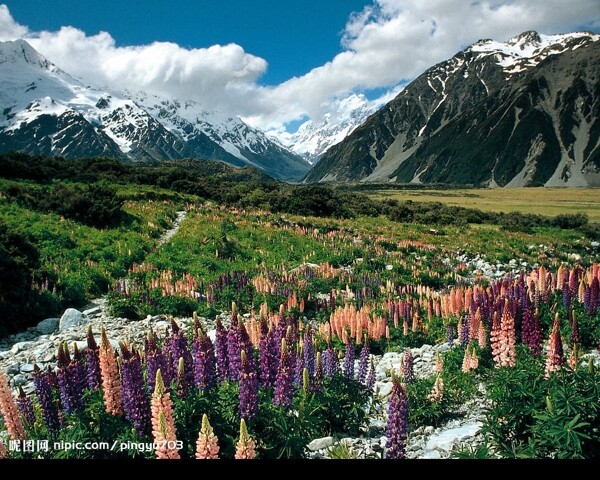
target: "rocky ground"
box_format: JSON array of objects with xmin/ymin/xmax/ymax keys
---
[{"xmin": 0, "ymin": 297, "xmax": 491, "ymax": 459}]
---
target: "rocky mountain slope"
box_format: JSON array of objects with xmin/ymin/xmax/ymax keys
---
[
  {"xmin": 303, "ymin": 31, "xmax": 600, "ymax": 187},
  {"xmin": 0, "ymin": 39, "xmax": 310, "ymax": 180}
]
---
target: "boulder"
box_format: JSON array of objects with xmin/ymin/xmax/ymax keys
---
[
  {"xmin": 36, "ymin": 318, "xmax": 59, "ymax": 335},
  {"xmin": 307, "ymin": 436, "xmax": 334, "ymax": 451},
  {"xmin": 59, "ymin": 309, "xmax": 87, "ymax": 331}
]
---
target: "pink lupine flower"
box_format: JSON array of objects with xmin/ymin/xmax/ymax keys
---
[{"xmin": 195, "ymin": 414, "xmax": 219, "ymax": 459}]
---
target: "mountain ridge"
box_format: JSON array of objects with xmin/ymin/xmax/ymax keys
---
[
  {"xmin": 303, "ymin": 31, "xmax": 600, "ymax": 187},
  {"xmin": 0, "ymin": 39, "xmax": 310, "ymax": 180}
]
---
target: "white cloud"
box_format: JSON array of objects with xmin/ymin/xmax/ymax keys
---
[
  {"xmin": 0, "ymin": 4, "xmax": 27, "ymax": 40},
  {"xmin": 0, "ymin": 1, "xmax": 598, "ymax": 132}
]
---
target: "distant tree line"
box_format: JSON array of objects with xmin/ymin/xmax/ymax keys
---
[{"xmin": 0, "ymin": 152, "xmax": 597, "ymax": 239}]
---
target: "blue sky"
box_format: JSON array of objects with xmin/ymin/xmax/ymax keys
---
[
  {"xmin": 3, "ymin": 0, "xmax": 373, "ymax": 85},
  {"xmin": 1, "ymin": 1, "xmax": 599, "ymax": 132}
]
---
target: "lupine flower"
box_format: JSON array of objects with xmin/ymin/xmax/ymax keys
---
[
  {"xmin": 99, "ymin": 327, "xmax": 123, "ymax": 415},
  {"xmin": 459, "ymin": 317, "xmax": 470, "ymax": 349},
  {"xmin": 227, "ymin": 317, "xmax": 242, "ymax": 381},
  {"xmin": 195, "ymin": 414, "xmax": 219, "ymax": 459},
  {"xmin": 322, "ymin": 344, "xmax": 339, "ymax": 378},
  {"xmin": 193, "ymin": 328, "xmax": 216, "ymax": 391},
  {"xmin": 0, "ymin": 370, "xmax": 26, "ymax": 441},
  {"xmin": 293, "ymin": 346, "xmax": 305, "ymax": 388},
  {"xmin": 274, "ymin": 338, "xmax": 293, "ymax": 409},
  {"xmin": 401, "ymin": 349, "xmax": 414, "ymax": 384},
  {"xmin": 302, "ymin": 367, "xmax": 311, "ymax": 395},
  {"xmin": 85, "ymin": 325, "xmax": 101, "ymax": 390},
  {"xmin": 357, "ymin": 340, "xmax": 370, "ymax": 385},
  {"xmin": 170, "ymin": 319, "xmax": 194, "ymax": 395},
  {"xmin": 239, "ymin": 351, "xmax": 259, "ymax": 420},
  {"xmin": 33, "ymin": 365, "xmax": 60, "ymax": 434},
  {"xmin": 428, "ymin": 374, "xmax": 444, "ymax": 403},
  {"xmin": 151, "ymin": 370, "xmax": 180, "ymax": 459},
  {"xmin": 366, "ymin": 357, "xmax": 376, "ymax": 389},
  {"xmin": 16, "ymin": 387, "xmax": 35, "ymax": 429},
  {"xmin": 461, "ymin": 345, "xmax": 479, "ymax": 373},
  {"xmin": 498, "ymin": 302, "xmax": 516, "ymax": 367},
  {"xmin": 215, "ymin": 317, "xmax": 229, "ymax": 382},
  {"xmin": 343, "ymin": 341, "xmax": 355, "ymax": 380},
  {"xmin": 258, "ymin": 322, "xmax": 277, "ymax": 388},
  {"xmin": 120, "ymin": 342, "xmax": 150, "ymax": 436},
  {"xmin": 176, "ymin": 357, "xmax": 189, "ymax": 398},
  {"xmin": 146, "ymin": 330, "xmax": 171, "ymax": 395},
  {"xmin": 312, "ymin": 352, "xmax": 324, "ymax": 393},
  {"xmin": 434, "ymin": 352, "xmax": 444, "ymax": 373},
  {"xmin": 589, "ymin": 277, "xmax": 599, "ymax": 316},
  {"xmin": 545, "ymin": 314, "xmax": 564, "ymax": 379},
  {"xmin": 522, "ymin": 306, "xmax": 543, "ymax": 355},
  {"xmin": 568, "ymin": 343, "xmax": 580, "ymax": 370},
  {"xmin": 234, "ymin": 419, "xmax": 256, "ymax": 459},
  {"xmin": 570, "ymin": 310, "xmax": 580, "ymax": 345},
  {"xmin": 385, "ymin": 373, "xmax": 409, "ymax": 459},
  {"xmin": 477, "ymin": 321, "xmax": 487, "ymax": 349},
  {"xmin": 56, "ymin": 342, "xmax": 86, "ymax": 413}
]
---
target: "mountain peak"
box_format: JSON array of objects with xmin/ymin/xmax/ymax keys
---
[
  {"xmin": 507, "ymin": 30, "xmax": 542, "ymax": 48},
  {"xmin": 0, "ymin": 39, "xmax": 52, "ymax": 70}
]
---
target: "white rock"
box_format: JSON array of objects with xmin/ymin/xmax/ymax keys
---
[
  {"xmin": 59, "ymin": 309, "xmax": 88, "ymax": 331},
  {"xmin": 307, "ymin": 436, "xmax": 334, "ymax": 451},
  {"xmin": 36, "ymin": 318, "xmax": 59, "ymax": 335},
  {"xmin": 20, "ymin": 364, "xmax": 35, "ymax": 373},
  {"xmin": 424, "ymin": 422, "xmax": 482, "ymax": 452},
  {"xmin": 376, "ymin": 381, "xmax": 393, "ymax": 397},
  {"xmin": 83, "ymin": 307, "xmax": 102, "ymax": 316},
  {"xmin": 11, "ymin": 341, "xmax": 34, "ymax": 354},
  {"xmin": 422, "ymin": 450, "xmax": 442, "ymax": 459}
]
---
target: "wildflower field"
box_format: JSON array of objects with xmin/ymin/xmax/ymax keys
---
[{"xmin": 0, "ymin": 154, "xmax": 599, "ymax": 459}]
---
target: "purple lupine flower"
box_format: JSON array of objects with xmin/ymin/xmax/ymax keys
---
[
  {"xmin": 227, "ymin": 317, "xmax": 242, "ymax": 381},
  {"xmin": 294, "ymin": 346, "xmax": 305, "ymax": 388},
  {"xmin": 322, "ymin": 344, "xmax": 339, "ymax": 378},
  {"xmin": 258, "ymin": 320, "xmax": 277, "ymax": 388},
  {"xmin": 343, "ymin": 341, "xmax": 355, "ymax": 380},
  {"xmin": 460, "ymin": 316, "xmax": 470, "ymax": 349},
  {"xmin": 570, "ymin": 310, "xmax": 580, "ymax": 345},
  {"xmin": 303, "ymin": 328, "xmax": 315, "ymax": 378},
  {"xmin": 590, "ymin": 277, "xmax": 599, "ymax": 317},
  {"xmin": 446, "ymin": 324, "xmax": 455, "ymax": 346},
  {"xmin": 33, "ymin": 365, "xmax": 60, "ymax": 435},
  {"xmin": 193, "ymin": 329, "xmax": 216, "ymax": 391},
  {"xmin": 145, "ymin": 330, "xmax": 171, "ymax": 394},
  {"xmin": 273, "ymin": 339, "xmax": 294, "ymax": 409},
  {"xmin": 562, "ymin": 283, "xmax": 572, "ymax": 309},
  {"xmin": 385, "ymin": 375, "xmax": 409, "ymax": 459},
  {"xmin": 357, "ymin": 340, "xmax": 370, "ymax": 385},
  {"xmin": 521, "ymin": 306, "xmax": 543, "ymax": 355},
  {"xmin": 169, "ymin": 319, "xmax": 194, "ymax": 396},
  {"xmin": 85, "ymin": 326, "xmax": 101, "ymax": 390},
  {"xmin": 215, "ymin": 317, "xmax": 229, "ymax": 382},
  {"xmin": 56, "ymin": 342, "xmax": 85, "ymax": 413},
  {"xmin": 16, "ymin": 387, "xmax": 35, "ymax": 429},
  {"xmin": 120, "ymin": 342, "xmax": 150, "ymax": 436},
  {"xmin": 401, "ymin": 349, "xmax": 414, "ymax": 384},
  {"xmin": 239, "ymin": 351, "xmax": 259, "ymax": 420}
]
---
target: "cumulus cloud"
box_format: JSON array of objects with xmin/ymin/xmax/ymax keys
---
[
  {"xmin": 0, "ymin": 4, "xmax": 27, "ymax": 40},
  {"xmin": 0, "ymin": 1, "xmax": 598, "ymax": 131}
]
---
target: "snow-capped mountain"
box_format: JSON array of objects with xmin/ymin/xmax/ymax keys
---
[
  {"xmin": 275, "ymin": 94, "xmax": 378, "ymax": 164},
  {"xmin": 304, "ymin": 31, "xmax": 600, "ymax": 186},
  {"xmin": 0, "ymin": 39, "xmax": 310, "ymax": 180}
]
